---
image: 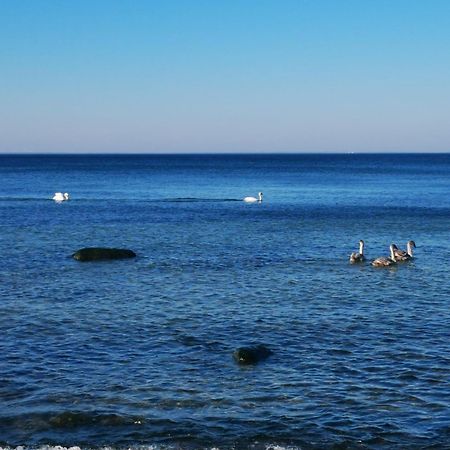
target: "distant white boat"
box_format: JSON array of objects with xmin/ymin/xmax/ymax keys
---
[{"xmin": 53, "ymin": 192, "xmax": 69, "ymax": 202}]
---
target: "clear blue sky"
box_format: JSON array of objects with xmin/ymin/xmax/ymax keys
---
[{"xmin": 1, "ymin": 0, "xmax": 449, "ymax": 153}]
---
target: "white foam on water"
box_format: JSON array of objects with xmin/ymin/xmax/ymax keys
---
[{"xmin": 265, "ymin": 446, "xmax": 299, "ymax": 450}]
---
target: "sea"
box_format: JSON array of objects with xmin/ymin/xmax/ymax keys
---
[{"xmin": 0, "ymin": 153, "xmax": 449, "ymax": 450}]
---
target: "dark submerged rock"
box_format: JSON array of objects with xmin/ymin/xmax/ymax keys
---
[
  {"xmin": 72, "ymin": 247, "xmax": 136, "ymax": 262},
  {"xmin": 233, "ymin": 345, "xmax": 273, "ymax": 365}
]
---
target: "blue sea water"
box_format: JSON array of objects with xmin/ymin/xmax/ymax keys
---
[{"xmin": 0, "ymin": 153, "xmax": 449, "ymax": 450}]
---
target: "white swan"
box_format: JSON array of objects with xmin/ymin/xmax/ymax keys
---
[
  {"xmin": 349, "ymin": 240, "xmax": 365, "ymax": 264},
  {"xmin": 393, "ymin": 241, "xmax": 416, "ymax": 261},
  {"xmin": 372, "ymin": 244, "xmax": 397, "ymax": 267},
  {"xmin": 243, "ymin": 192, "xmax": 263, "ymax": 203},
  {"xmin": 53, "ymin": 192, "xmax": 69, "ymax": 202}
]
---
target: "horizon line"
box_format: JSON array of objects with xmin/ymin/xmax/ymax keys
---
[{"xmin": 1, "ymin": 151, "xmax": 449, "ymax": 156}]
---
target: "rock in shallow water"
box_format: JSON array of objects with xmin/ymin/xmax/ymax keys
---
[
  {"xmin": 72, "ymin": 247, "xmax": 136, "ymax": 262},
  {"xmin": 233, "ymin": 345, "xmax": 273, "ymax": 365}
]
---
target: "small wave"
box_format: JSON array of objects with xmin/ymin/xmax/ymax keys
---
[
  {"xmin": 0, "ymin": 196, "xmax": 242, "ymax": 203},
  {"xmin": 49, "ymin": 411, "xmax": 143, "ymax": 428},
  {"xmin": 0, "ymin": 446, "xmax": 304, "ymax": 450},
  {"xmin": 163, "ymin": 198, "xmax": 241, "ymax": 203},
  {"xmin": 0, "ymin": 447, "xmax": 163, "ymax": 450},
  {"xmin": 0, "ymin": 197, "xmax": 48, "ymax": 202},
  {"xmin": 0, "ymin": 411, "xmax": 144, "ymax": 431}
]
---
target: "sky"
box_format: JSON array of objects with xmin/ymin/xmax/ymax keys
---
[{"xmin": 0, "ymin": 0, "xmax": 449, "ymax": 153}]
